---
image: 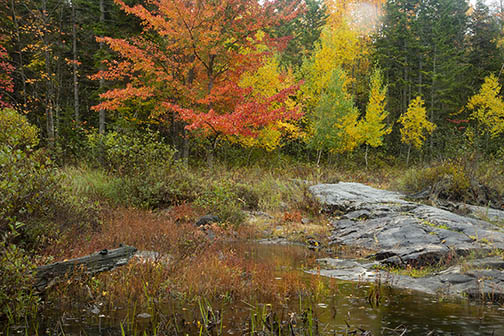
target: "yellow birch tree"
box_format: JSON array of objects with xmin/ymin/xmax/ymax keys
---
[
  {"xmin": 466, "ymin": 74, "xmax": 504, "ymax": 139},
  {"xmin": 359, "ymin": 68, "xmax": 391, "ymax": 166},
  {"xmin": 398, "ymin": 96, "xmax": 436, "ymax": 164}
]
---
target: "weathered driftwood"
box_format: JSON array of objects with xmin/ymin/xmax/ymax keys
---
[{"xmin": 35, "ymin": 245, "xmax": 137, "ymax": 291}]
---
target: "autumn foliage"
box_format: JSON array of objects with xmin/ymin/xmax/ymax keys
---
[
  {"xmin": 466, "ymin": 74, "xmax": 504, "ymax": 139},
  {"xmin": 360, "ymin": 67, "xmax": 390, "ymax": 149},
  {"xmin": 398, "ymin": 96, "xmax": 436, "ymax": 150},
  {"xmin": 0, "ymin": 45, "xmax": 13, "ymax": 108},
  {"xmin": 92, "ymin": 0, "xmax": 303, "ymax": 138}
]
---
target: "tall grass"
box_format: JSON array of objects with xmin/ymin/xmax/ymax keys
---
[{"xmin": 62, "ymin": 166, "xmax": 122, "ymax": 202}]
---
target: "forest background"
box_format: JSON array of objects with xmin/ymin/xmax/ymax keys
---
[{"xmin": 1, "ymin": 0, "xmax": 503, "ymax": 165}]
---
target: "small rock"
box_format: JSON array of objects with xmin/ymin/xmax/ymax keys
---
[
  {"xmin": 205, "ymin": 228, "xmax": 216, "ymax": 240},
  {"xmin": 439, "ymin": 273, "xmax": 474, "ymax": 285},
  {"xmin": 301, "ymin": 218, "xmax": 311, "ymax": 224},
  {"xmin": 250, "ymin": 211, "xmax": 273, "ymax": 219},
  {"xmin": 195, "ymin": 215, "xmax": 220, "ymax": 226},
  {"xmin": 137, "ymin": 312, "xmax": 152, "ymax": 319}
]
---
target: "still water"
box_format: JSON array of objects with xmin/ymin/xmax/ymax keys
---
[
  {"xmin": 5, "ymin": 243, "xmax": 504, "ymax": 335},
  {"xmin": 239, "ymin": 243, "xmax": 504, "ymax": 336}
]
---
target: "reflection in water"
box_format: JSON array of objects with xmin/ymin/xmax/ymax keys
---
[
  {"xmin": 7, "ymin": 243, "xmax": 504, "ymax": 335},
  {"xmin": 240, "ymin": 243, "xmax": 504, "ymax": 335}
]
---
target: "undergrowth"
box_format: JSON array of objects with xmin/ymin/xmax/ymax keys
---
[
  {"xmin": 395, "ymin": 158, "xmax": 504, "ymax": 207},
  {"xmin": 37, "ymin": 207, "xmax": 333, "ymax": 335}
]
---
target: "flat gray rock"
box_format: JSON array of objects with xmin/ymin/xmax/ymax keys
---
[
  {"xmin": 464, "ymin": 204, "xmax": 504, "ymax": 223},
  {"xmin": 312, "ymin": 256, "xmax": 504, "ymax": 301},
  {"xmin": 311, "ymin": 182, "xmax": 504, "ymax": 266},
  {"xmin": 309, "ymin": 182, "xmax": 504, "ymax": 302},
  {"xmin": 468, "ymin": 256, "xmax": 504, "ymax": 269},
  {"xmin": 309, "ymin": 258, "xmax": 378, "ymax": 282}
]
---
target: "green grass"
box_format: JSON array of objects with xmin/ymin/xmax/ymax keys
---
[{"xmin": 62, "ymin": 166, "xmax": 122, "ymax": 202}]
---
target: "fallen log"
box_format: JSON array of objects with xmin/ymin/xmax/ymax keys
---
[{"xmin": 35, "ymin": 245, "xmax": 137, "ymax": 291}]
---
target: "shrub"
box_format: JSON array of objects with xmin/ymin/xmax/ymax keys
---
[
  {"xmin": 234, "ymin": 183, "xmax": 260, "ymax": 210},
  {"xmin": 0, "ymin": 110, "xmax": 99, "ymax": 250},
  {"xmin": 0, "ymin": 108, "xmax": 39, "ymax": 150},
  {"xmin": 62, "ymin": 166, "xmax": 122, "ymax": 202},
  {"xmin": 195, "ymin": 181, "xmax": 246, "ymax": 227},
  {"xmin": 395, "ymin": 159, "xmax": 503, "ymax": 207},
  {"xmin": 0, "ymin": 229, "xmax": 39, "ymax": 323},
  {"xmin": 86, "ymin": 130, "xmax": 176, "ymax": 175},
  {"xmin": 117, "ymin": 164, "xmax": 205, "ymax": 209},
  {"xmin": 79, "ymin": 130, "xmax": 198, "ymax": 209},
  {"xmin": 397, "ymin": 161, "xmax": 470, "ymax": 199},
  {"xmin": 78, "ymin": 130, "xmax": 219, "ymax": 209},
  {"xmin": 64, "ymin": 163, "xmax": 206, "ymax": 210},
  {"xmin": 0, "ymin": 146, "xmax": 100, "ymax": 249}
]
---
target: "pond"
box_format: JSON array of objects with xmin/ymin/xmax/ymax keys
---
[{"xmin": 3, "ymin": 242, "xmax": 504, "ymax": 335}]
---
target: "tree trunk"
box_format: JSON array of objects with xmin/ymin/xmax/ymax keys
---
[
  {"xmin": 98, "ymin": 0, "xmax": 106, "ymax": 134},
  {"xmin": 72, "ymin": 1, "xmax": 80, "ymax": 123},
  {"xmin": 180, "ymin": 65, "xmax": 195, "ymax": 165},
  {"xmin": 42, "ymin": 0, "xmax": 55, "ymax": 147},
  {"xmin": 429, "ymin": 47, "xmax": 437, "ymax": 159},
  {"xmin": 35, "ymin": 245, "xmax": 137, "ymax": 291},
  {"xmin": 418, "ymin": 57, "xmax": 423, "ymax": 96},
  {"xmin": 365, "ymin": 144, "xmax": 369, "ymax": 168},
  {"xmin": 316, "ymin": 149, "xmax": 322, "ymax": 166},
  {"xmin": 206, "ymin": 134, "xmax": 219, "ymax": 168},
  {"xmin": 402, "ymin": 43, "xmax": 408, "ymax": 115},
  {"xmin": 406, "ymin": 144, "xmax": 411, "ymax": 166},
  {"xmin": 10, "ymin": 0, "xmax": 27, "ymax": 109},
  {"xmin": 205, "ymin": 55, "xmax": 216, "ymax": 167},
  {"xmin": 182, "ymin": 126, "xmax": 189, "ymax": 167}
]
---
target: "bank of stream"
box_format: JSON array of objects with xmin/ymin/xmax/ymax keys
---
[{"xmin": 5, "ymin": 242, "xmax": 504, "ymax": 335}]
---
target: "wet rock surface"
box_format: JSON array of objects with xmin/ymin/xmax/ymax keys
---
[{"xmin": 309, "ymin": 182, "xmax": 504, "ymax": 302}]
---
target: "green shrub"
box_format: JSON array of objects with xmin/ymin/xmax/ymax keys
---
[
  {"xmin": 0, "ymin": 110, "xmax": 99, "ymax": 250},
  {"xmin": 117, "ymin": 165, "xmax": 206, "ymax": 209},
  {"xmin": 63, "ymin": 163, "xmax": 206, "ymax": 209},
  {"xmin": 0, "ymin": 146, "xmax": 100, "ymax": 249},
  {"xmin": 62, "ymin": 166, "xmax": 121, "ymax": 201},
  {"xmin": 78, "ymin": 130, "xmax": 196, "ymax": 209},
  {"xmin": 234, "ymin": 183, "xmax": 260, "ymax": 210},
  {"xmin": 195, "ymin": 181, "xmax": 245, "ymax": 227},
  {"xmin": 0, "ymin": 108, "xmax": 39, "ymax": 150},
  {"xmin": 161, "ymin": 165, "xmax": 205, "ymax": 204},
  {"xmin": 86, "ymin": 130, "xmax": 176, "ymax": 175},
  {"xmin": 395, "ymin": 159, "xmax": 503, "ymax": 207},
  {"xmin": 397, "ymin": 161, "xmax": 470, "ymax": 198},
  {"xmin": 0, "ymin": 229, "xmax": 39, "ymax": 323}
]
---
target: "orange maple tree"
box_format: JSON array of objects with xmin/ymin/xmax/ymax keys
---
[{"xmin": 92, "ymin": 0, "xmax": 303, "ymax": 139}]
